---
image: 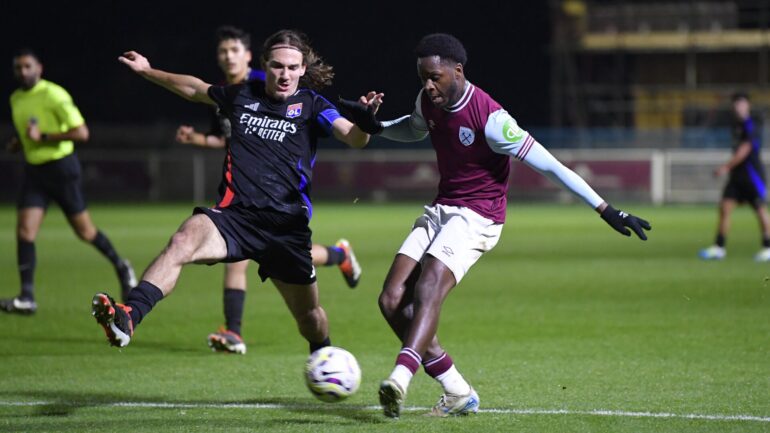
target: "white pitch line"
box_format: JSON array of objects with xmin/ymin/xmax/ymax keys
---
[{"xmin": 1, "ymin": 401, "xmax": 768, "ymax": 423}]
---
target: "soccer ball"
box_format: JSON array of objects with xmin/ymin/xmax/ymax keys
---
[{"xmin": 305, "ymin": 346, "xmax": 361, "ymax": 402}]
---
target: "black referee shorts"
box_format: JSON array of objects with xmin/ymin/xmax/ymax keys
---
[
  {"xmin": 17, "ymin": 153, "xmax": 87, "ymax": 215},
  {"xmin": 194, "ymin": 205, "xmax": 316, "ymax": 285}
]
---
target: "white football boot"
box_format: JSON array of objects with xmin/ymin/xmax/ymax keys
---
[
  {"xmin": 698, "ymin": 245, "xmax": 726, "ymax": 260},
  {"xmin": 0, "ymin": 297, "xmax": 37, "ymax": 315},
  {"xmin": 754, "ymin": 248, "xmax": 770, "ymax": 262},
  {"xmin": 429, "ymin": 387, "xmax": 480, "ymax": 417}
]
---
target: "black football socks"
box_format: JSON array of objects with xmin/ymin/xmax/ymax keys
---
[
  {"xmin": 125, "ymin": 280, "xmax": 164, "ymax": 326},
  {"xmin": 324, "ymin": 246, "xmax": 346, "ymax": 266},
  {"xmin": 223, "ymin": 288, "xmax": 246, "ymax": 336},
  {"xmin": 91, "ymin": 230, "xmax": 122, "ymax": 268},
  {"xmin": 309, "ymin": 337, "xmax": 331, "ymax": 354},
  {"xmin": 18, "ymin": 240, "xmax": 35, "ymax": 301}
]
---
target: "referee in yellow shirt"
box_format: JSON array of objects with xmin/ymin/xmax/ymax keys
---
[{"xmin": 2, "ymin": 49, "xmax": 136, "ymax": 314}]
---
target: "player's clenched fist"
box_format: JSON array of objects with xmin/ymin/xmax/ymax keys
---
[{"xmin": 118, "ymin": 51, "xmax": 151, "ymax": 74}]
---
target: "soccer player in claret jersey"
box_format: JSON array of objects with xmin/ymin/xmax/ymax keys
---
[
  {"xmin": 174, "ymin": 25, "xmax": 362, "ymax": 354},
  {"xmin": 91, "ymin": 30, "xmax": 372, "ymax": 357},
  {"xmin": 2, "ymin": 49, "xmax": 136, "ymax": 315},
  {"xmin": 339, "ymin": 33, "xmax": 651, "ymax": 418},
  {"xmin": 699, "ymin": 92, "xmax": 770, "ymax": 262}
]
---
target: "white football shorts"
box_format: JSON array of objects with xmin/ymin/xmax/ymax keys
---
[{"xmin": 397, "ymin": 203, "xmax": 503, "ymax": 283}]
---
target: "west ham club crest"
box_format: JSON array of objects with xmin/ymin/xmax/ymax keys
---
[{"xmin": 459, "ymin": 126, "xmax": 475, "ymax": 146}]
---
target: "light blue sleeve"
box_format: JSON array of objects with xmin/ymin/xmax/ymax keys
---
[
  {"xmin": 485, "ymin": 109, "xmax": 604, "ymax": 209},
  {"xmin": 379, "ymin": 90, "xmax": 429, "ymax": 142}
]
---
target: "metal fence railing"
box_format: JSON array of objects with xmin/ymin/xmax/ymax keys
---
[{"xmin": 3, "ymin": 146, "xmax": 757, "ymax": 206}]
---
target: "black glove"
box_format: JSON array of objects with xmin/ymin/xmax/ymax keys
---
[
  {"xmin": 600, "ymin": 204, "xmax": 651, "ymax": 240},
  {"xmin": 337, "ymin": 97, "xmax": 383, "ymax": 135}
]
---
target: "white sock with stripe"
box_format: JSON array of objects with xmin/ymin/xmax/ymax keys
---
[{"xmin": 389, "ymin": 347, "xmax": 421, "ymax": 391}]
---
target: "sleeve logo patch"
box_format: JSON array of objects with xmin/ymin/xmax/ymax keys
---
[
  {"xmin": 286, "ymin": 103, "xmax": 303, "ymax": 119},
  {"xmin": 503, "ymin": 118, "xmax": 525, "ymax": 143},
  {"xmin": 459, "ymin": 126, "xmax": 475, "ymax": 146}
]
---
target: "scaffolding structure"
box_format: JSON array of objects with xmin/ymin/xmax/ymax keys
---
[{"xmin": 550, "ymin": 0, "xmax": 770, "ymax": 131}]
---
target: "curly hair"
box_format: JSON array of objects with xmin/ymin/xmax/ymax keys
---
[
  {"xmin": 414, "ymin": 33, "xmax": 468, "ymax": 66},
  {"xmin": 261, "ymin": 29, "xmax": 334, "ymax": 90}
]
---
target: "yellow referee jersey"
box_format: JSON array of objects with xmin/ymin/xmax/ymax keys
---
[{"xmin": 10, "ymin": 79, "xmax": 85, "ymax": 165}]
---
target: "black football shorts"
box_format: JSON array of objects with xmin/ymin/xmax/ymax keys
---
[
  {"xmin": 17, "ymin": 153, "xmax": 87, "ymax": 215},
  {"xmin": 194, "ymin": 204, "xmax": 316, "ymax": 285}
]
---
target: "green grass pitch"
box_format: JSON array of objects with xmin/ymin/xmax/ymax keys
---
[{"xmin": 0, "ymin": 202, "xmax": 768, "ymax": 432}]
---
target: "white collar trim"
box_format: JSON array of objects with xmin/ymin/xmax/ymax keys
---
[{"xmin": 445, "ymin": 81, "xmax": 474, "ymax": 113}]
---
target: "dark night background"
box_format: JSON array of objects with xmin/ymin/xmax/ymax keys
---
[{"xmin": 0, "ymin": 2, "xmax": 551, "ymax": 133}]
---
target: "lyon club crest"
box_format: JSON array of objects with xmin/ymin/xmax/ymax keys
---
[
  {"xmin": 286, "ymin": 103, "xmax": 303, "ymax": 119},
  {"xmin": 458, "ymin": 126, "xmax": 475, "ymax": 146}
]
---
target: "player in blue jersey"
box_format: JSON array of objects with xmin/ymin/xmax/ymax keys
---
[
  {"xmin": 700, "ymin": 92, "xmax": 770, "ymax": 261},
  {"xmin": 174, "ymin": 26, "xmax": 361, "ymax": 354},
  {"xmin": 91, "ymin": 30, "xmax": 372, "ymax": 356}
]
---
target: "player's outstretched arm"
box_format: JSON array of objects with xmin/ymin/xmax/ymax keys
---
[
  {"xmin": 521, "ymin": 147, "xmax": 652, "ymax": 240},
  {"xmin": 485, "ymin": 109, "xmax": 651, "ymax": 240},
  {"xmin": 339, "ymin": 91, "xmax": 429, "ymax": 143},
  {"xmin": 596, "ymin": 202, "xmax": 652, "ymax": 240},
  {"xmin": 118, "ymin": 51, "xmax": 214, "ymax": 105},
  {"xmin": 337, "ymin": 92, "xmax": 384, "ymax": 135},
  {"xmin": 332, "ymin": 92, "xmax": 385, "ymax": 148},
  {"xmin": 331, "ymin": 118, "xmax": 370, "ymax": 149}
]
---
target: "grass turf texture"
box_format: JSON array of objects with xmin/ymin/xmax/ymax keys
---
[{"xmin": 0, "ymin": 203, "xmax": 768, "ymax": 432}]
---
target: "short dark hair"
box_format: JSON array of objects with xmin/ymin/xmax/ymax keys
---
[
  {"xmin": 216, "ymin": 25, "xmax": 251, "ymax": 50},
  {"xmin": 414, "ymin": 33, "xmax": 467, "ymax": 65},
  {"xmin": 732, "ymin": 91, "xmax": 749, "ymax": 102},
  {"xmin": 13, "ymin": 48, "xmax": 41, "ymax": 63}
]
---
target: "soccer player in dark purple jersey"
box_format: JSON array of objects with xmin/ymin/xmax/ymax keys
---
[
  {"xmin": 173, "ymin": 26, "xmax": 362, "ymax": 355},
  {"xmin": 90, "ymin": 30, "xmax": 372, "ymax": 359},
  {"xmin": 340, "ymin": 33, "xmax": 651, "ymax": 418},
  {"xmin": 698, "ymin": 92, "xmax": 770, "ymax": 262}
]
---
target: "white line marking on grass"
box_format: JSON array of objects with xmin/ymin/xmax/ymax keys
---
[
  {"xmin": 1, "ymin": 401, "xmax": 768, "ymax": 423},
  {"xmin": 478, "ymin": 408, "xmax": 770, "ymax": 423}
]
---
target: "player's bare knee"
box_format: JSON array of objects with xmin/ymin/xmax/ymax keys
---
[
  {"xmin": 75, "ymin": 226, "xmax": 96, "ymax": 242},
  {"xmin": 166, "ymin": 230, "xmax": 197, "ymax": 262},
  {"xmin": 17, "ymin": 225, "xmax": 37, "ymax": 242},
  {"xmin": 380, "ymin": 277, "xmax": 407, "ymax": 315},
  {"xmin": 378, "ymin": 290, "xmax": 400, "ymax": 318}
]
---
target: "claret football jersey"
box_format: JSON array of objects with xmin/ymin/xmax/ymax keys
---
[{"xmin": 416, "ymin": 82, "xmax": 511, "ymax": 223}]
